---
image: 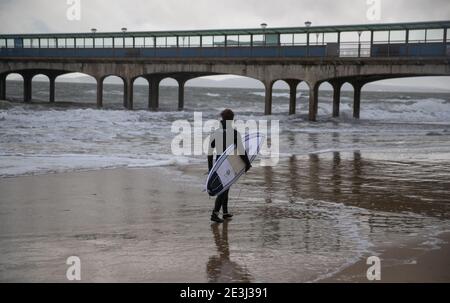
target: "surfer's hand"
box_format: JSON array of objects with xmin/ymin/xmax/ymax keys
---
[{"xmin": 245, "ymin": 164, "xmax": 252, "ymax": 173}]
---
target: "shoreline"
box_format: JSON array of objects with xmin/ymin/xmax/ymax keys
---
[
  {"xmin": 321, "ymin": 232, "xmax": 450, "ymax": 283},
  {"xmin": 1, "ymin": 166, "xmax": 449, "ymax": 282}
]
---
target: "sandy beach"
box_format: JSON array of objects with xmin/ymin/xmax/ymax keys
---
[{"xmin": 0, "ymin": 163, "xmax": 449, "ymax": 283}]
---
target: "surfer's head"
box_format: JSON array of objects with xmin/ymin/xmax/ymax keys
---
[{"xmin": 221, "ymin": 109, "xmax": 234, "ymax": 121}]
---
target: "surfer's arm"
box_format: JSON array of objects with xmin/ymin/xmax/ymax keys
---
[
  {"xmin": 235, "ymin": 131, "xmax": 252, "ymax": 172},
  {"xmin": 240, "ymin": 152, "xmax": 252, "ymax": 172},
  {"xmin": 208, "ymin": 155, "xmax": 214, "ymax": 172}
]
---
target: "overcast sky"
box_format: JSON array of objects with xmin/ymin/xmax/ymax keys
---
[
  {"xmin": 1, "ymin": 0, "xmax": 449, "ymax": 33},
  {"xmin": 1, "ymin": 0, "xmax": 449, "ymax": 90}
]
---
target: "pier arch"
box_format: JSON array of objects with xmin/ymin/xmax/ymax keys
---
[
  {"xmin": 268, "ymin": 79, "xmax": 303, "ymax": 115},
  {"xmin": 54, "ymin": 72, "xmax": 97, "ymax": 107},
  {"xmin": 30, "ymin": 74, "xmax": 50, "ymax": 102},
  {"xmin": 99, "ymin": 75, "xmax": 128, "ymax": 109},
  {"xmin": 3, "ymin": 73, "xmax": 23, "ymax": 101},
  {"xmin": 131, "ymin": 76, "xmax": 149, "ymax": 110},
  {"xmin": 316, "ymin": 81, "xmax": 334, "ymax": 118},
  {"xmin": 155, "ymin": 76, "xmax": 179, "ymax": 111}
]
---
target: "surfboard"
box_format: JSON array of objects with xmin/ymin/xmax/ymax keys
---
[{"xmin": 205, "ymin": 132, "xmax": 265, "ymax": 197}]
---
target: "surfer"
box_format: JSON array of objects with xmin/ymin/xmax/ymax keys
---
[{"xmin": 208, "ymin": 109, "xmax": 252, "ymax": 223}]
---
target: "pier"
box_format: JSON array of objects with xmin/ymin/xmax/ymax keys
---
[{"xmin": 0, "ymin": 20, "xmax": 449, "ymax": 120}]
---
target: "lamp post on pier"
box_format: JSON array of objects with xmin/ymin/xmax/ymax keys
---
[
  {"xmin": 305, "ymin": 21, "xmax": 312, "ymax": 56},
  {"xmin": 121, "ymin": 27, "xmax": 127, "ymax": 48},
  {"xmin": 261, "ymin": 23, "xmax": 267, "ymax": 45},
  {"xmin": 91, "ymin": 28, "xmax": 97, "ymax": 48},
  {"xmin": 358, "ymin": 30, "xmax": 362, "ymax": 57}
]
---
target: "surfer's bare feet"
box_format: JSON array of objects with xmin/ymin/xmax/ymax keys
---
[{"xmin": 223, "ymin": 213, "xmax": 233, "ymax": 219}]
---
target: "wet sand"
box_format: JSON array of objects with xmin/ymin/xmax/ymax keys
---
[
  {"xmin": 0, "ymin": 161, "xmax": 449, "ymax": 282},
  {"xmin": 0, "ymin": 167, "xmax": 213, "ymax": 282},
  {"xmin": 322, "ymin": 232, "xmax": 450, "ymax": 283},
  {"xmin": 0, "ymin": 167, "xmax": 271, "ymax": 282}
]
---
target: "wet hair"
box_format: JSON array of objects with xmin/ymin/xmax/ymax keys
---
[{"xmin": 221, "ymin": 109, "xmax": 235, "ymax": 121}]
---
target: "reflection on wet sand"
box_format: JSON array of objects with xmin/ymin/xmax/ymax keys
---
[
  {"xmin": 197, "ymin": 127, "xmax": 450, "ymax": 282},
  {"xmin": 207, "ymin": 221, "xmax": 252, "ymax": 283},
  {"xmin": 257, "ymin": 149, "xmax": 450, "ymax": 219},
  {"xmin": 332, "ymin": 151, "xmax": 342, "ymax": 195},
  {"xmin": 229, "ymin": 127, "xmax": 450, "ymax": 270},
  {"xmin": 263, "ymin": 166, "xmax": 273, "ymax": 203}
]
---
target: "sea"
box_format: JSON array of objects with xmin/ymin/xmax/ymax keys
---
[{"xmin": 1, "ymin": 80, "xmax": 449, "ymax": 281}]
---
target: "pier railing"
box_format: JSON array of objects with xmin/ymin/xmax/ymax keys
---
[{"xmin": 1, "ymin": 21, "xmax": 449, "ymax": 59}]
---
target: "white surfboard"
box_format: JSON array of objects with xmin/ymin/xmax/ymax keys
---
[{"xmin": 205, "ymin": 132, "xmax": 265, "ymax": 197}]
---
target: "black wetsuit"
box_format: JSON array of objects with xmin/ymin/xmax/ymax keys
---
[{"xmin": 208, "ymin": 120, "xmax": 251, "ymax": 215}]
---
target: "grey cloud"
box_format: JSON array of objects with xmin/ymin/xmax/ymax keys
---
[{"xmin": 1, "ymin": 0, "xmax": 449, "ymax": 34}]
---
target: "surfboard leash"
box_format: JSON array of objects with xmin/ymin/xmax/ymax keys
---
[{"xmin": 231, "ymin": 173, "xmax": 246, "ymax": 214}]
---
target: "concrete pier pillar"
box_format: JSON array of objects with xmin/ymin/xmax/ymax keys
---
[
  {"xmin": 308, "ymin": 82, "xmax": 319, "ymax": 122},
  {"xmin": 147, "ymin": 82, "xmax": 153, "ymax": 109},
  {"xmin": 264, "ymin": 81, "xmax": 273, "ymax": 115},
  {"xmin": 0, "ymin": 74, "xmax": 6, "ymax": 100},
  {"xmin": 286, "ymin": 80, "xmax": 301, "ymax": 115},
  {"xmin": 23, "ymin": 74, "xmax": 32, "ymax": 102},
  {"xmin": 49, "ymin": 75, "xmax": 56, "ymax": 103},
  {"xmin": 96, "ymin": 77, "xmax": 103, "ymax": 108},
  {"xmin": 353, "ymin": 83, "xmax": 362, "ymax": 119},
  {"xmin": 331, "ymin": 81, "xmax": 343, "ymax": 118},
  {"xmin": 123, "ymin": 79, "xmax": 128, "ymax": 109},
  {"xmin": 148, "ymin": 77, "xmax": 161, "ymax": 110},
  {"xmin": 124, "ymin": 78, "xmax": 134, "ymax": 110},
  {"xmin": 177, "ymin": 79, "xmax": 186, "ymax": 111}
]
